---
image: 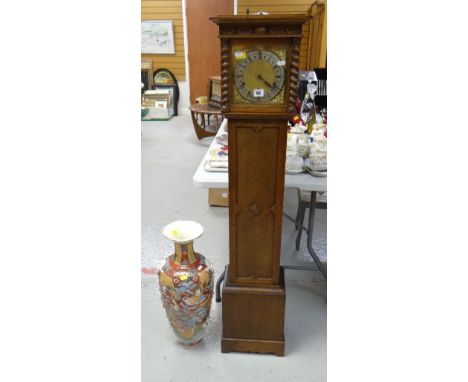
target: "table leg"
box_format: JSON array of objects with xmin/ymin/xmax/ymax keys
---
[
  {"xmin": 306, "ymin": 191, "xmax": 327, "ymax": 279},
  {"xmin": 190, "ymin": 110, "xmax": 217, "ymax": 140},
  {"xmin": 201, "ymin": 112, "xmax": 206, "ymax": 128}
]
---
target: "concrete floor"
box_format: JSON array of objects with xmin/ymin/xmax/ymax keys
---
[{"xmin": 142, "ymin": 116, "xmax": 327, "ymax": 382}]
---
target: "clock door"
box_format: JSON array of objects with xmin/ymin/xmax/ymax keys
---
[
  {"xmin": 227, "ymin": 118, "xmax": 287, "ymax": 285},
  {"xmin": 229, "ymin": 39, "xmax": 291, "ymax": 113},
  {"xmin": 234, "ymin": 49, "xmax": 285, "ymax": 102}
]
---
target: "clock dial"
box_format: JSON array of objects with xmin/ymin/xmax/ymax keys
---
[{"xmin": 234, "ymin": 50, "xmax": 285, "ymax": 103}]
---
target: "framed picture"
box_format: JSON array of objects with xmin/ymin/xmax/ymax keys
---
[
  {"xmin": 155, "ymin": 100, "xmax": 168, "ymax": 109},
  {"xmin": 141, "ymin": 20, "xmax": 175, "ymax": 54},
  {"xmin": 153, "ymin": 69, "xmax": 176, "ymax": 85},
  {"xmin": 141, "ymin": 60, "xmax": 153, "ymax": 92},
  {"xmin": 208, "ymin": 76, "xmax": 222, "ymax": 108},
  {"xmin": 152, "ymin": 68, "xmax": 179, "ymax": 116}
]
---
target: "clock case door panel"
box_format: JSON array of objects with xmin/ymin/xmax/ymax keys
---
[
  {"xmin": 229, "ymin": 38, "xmax": 291, "ymax": 113},
  {"xmin": 227, "ymin": 118, "xmax": 287, "ymax": 286}
]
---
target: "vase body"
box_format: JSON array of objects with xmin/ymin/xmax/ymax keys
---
[{"xmin": 158, "ymin": 221, "xmax": 214, "ymax": 346}]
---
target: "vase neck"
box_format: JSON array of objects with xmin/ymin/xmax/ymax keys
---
[{"xmin": 173, "ymin": 241, "xmax": 198, "ymax": 265}]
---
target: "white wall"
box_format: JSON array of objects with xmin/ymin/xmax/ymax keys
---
[
  {"xmin": 181, "ymin": 0, "xmax": 190, "ymax": 117},
  {"xmin": 177, "ymin": 80, "xmax": 190, "ymax": 116}
]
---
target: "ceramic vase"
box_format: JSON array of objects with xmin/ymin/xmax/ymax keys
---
[{"xmin": 158, "ymin": 221, "xmax": 214, "ymax": 346}]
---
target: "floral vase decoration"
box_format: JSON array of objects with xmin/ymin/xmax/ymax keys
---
[{"xmin": 158, "ymin": 220, "xmax": 214, "ymax": 346}]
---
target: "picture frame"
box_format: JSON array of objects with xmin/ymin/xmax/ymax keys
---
[
  {"xmin": 141, "ymin": 20, "xmax": 175, "ymax": 54},
  {"xmin": 141, "ymin": 60, "xmax": 153, "ymax": 93},
  {"xmin": 155, "ymin": 100, "xmax": 168, "ymax": 109},
  {"xmin": 152, "ymin": 68, "xmax": 179, "ymax": 116}
]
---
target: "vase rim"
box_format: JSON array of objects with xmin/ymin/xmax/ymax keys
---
[{"xmin": 162, "ymin": 220, "xmax": 204, "ymax": 243}]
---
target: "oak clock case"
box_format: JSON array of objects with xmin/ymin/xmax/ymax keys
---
[{"xmin": 210, "ymin": 15, "xmax": 309, "ymax": 356}]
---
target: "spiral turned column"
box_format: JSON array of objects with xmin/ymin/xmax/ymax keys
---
[
  {"xmin": 289, "ymin": 38, "xmax": 301, "ymax": 113},
  {"xmin": 220, "ymin": 39, "xmax": 230, "ymax": 113}
]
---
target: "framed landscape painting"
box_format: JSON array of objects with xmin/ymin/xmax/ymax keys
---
[{"xmin": 141, "ymin": 20, "xmax": 175, "ymax": 54}]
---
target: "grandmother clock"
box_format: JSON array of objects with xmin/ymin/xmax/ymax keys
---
[{"xmin": 210, "ymin": 14, "xmax": 309, "ymax": 356}]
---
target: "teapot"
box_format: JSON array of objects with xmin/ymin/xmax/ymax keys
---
[
  {"xmin": 309, "ymin": 132, "xmax": 327, "ymax": 171},
  {"xmin": 287, "ymin": 121, "xmax": 309, "ymax": 157}
]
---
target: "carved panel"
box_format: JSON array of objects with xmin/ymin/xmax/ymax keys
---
[
  {"xmin": 227, "ymin": 121, "xmax": 287, "ymax": 284},
  {"xmin": 219, "ymin": 23, "xmax": 302, "ymax": 38},
  {"xmin": 249, "ymin": 203, "xmax": 263, "ymax": 216},
  {"xmin": 235, "ymin": 124, "xmax": 277, "ymax": 280}
]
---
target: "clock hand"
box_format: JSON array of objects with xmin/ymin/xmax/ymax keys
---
[{"xmin": 257, "ymin": 74, "xmax": 272, "ymax": 88}]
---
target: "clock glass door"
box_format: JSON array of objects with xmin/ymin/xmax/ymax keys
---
[{"xmin": 231, "ymin": 43, "xmax": 288, "ymax": 106}]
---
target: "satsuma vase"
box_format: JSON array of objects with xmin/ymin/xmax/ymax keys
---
[{"xmin": 158, "ymin": 221, "xmax": 214, "ymax": 346}]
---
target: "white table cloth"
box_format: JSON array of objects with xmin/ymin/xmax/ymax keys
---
[{"xmin": 192, "ymin": 119, "xmax": 327, "ymax": 192}]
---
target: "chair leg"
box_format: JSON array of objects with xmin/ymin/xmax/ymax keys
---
[{"xmin": 295, "ymin": 205, "xmax": 306, "ymax": 250}]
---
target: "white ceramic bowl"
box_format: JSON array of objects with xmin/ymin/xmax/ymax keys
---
[
  {"xmin": 307, "ymin": 153, "xmax": 327, "ymax": 171},
  {"xmin": 286, "ymin": 155, "xmax": 304, "ymax": 172}
]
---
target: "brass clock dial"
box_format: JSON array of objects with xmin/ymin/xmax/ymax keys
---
[{"xmin": 234, "ymin": 50, "xmax": 285, "ymax": 103}]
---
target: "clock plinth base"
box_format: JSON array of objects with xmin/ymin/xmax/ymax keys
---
[
  {"xmin": 221, "ymin": 337, "xmax": 285, "ymax": 357},
  {"xmin": 221, "ymin": 266, "xmax": 286, "ymax": 356}
]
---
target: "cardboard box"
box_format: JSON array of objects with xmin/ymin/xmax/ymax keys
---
[{"xmin": 208, "ymin": 188, "xmax": 229, "ymax": 207}]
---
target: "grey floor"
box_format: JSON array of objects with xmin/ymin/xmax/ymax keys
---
[{"xmin": 142, "ymin": 116, "xmax": 327, "ymax": 382}]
